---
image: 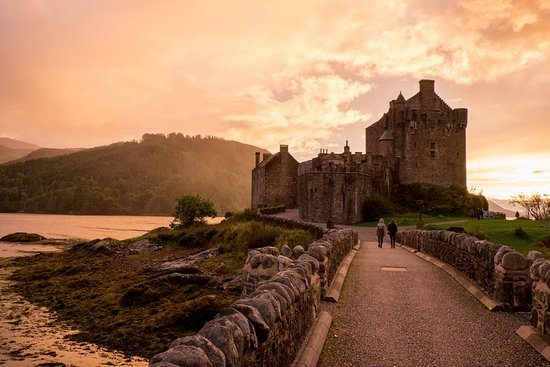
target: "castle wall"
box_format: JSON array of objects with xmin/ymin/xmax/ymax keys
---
[
  {"xmin": 398, "ymin": 117, "xmax": 466, "ymax": 187},
  {"xmin": 251, "ymin": 167, "xmax": 265, "ymax": 208},
  {"xmin": 298, "ymin": 170, "xmax": 372, "ymax": 224}
]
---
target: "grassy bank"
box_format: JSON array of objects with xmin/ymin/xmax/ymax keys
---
[
  {"xmin": 356, "ymin": 213, "xmax": 468, "ymax": 227},
  {"xmin": 427, "ymin": 219, "xmax": 550, "ymax": 256},
  {"xmin": 6, "ymin": 217, "xmax": 318, "ymax": 359}
]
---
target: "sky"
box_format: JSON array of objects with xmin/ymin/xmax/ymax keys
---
[{"xmin": 0, "ymin": 0, "xmax": 549, "ymax": 199}]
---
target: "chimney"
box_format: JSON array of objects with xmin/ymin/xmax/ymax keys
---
[
  {"xmin": 255, "ymin": 152, "xmax": 260, "ymax": 166},
  {"xmin": 263, "ymin": 152, "xmax": 271, "ymax": 161},
  {"xmin": 419, "ymin": 79, "xmax": 435, "ymax": 109},
  {"xmin": 419, "ymin": 79, "xmax": 435, "ymax": 95},
  {"xmin": 280, "ymin": 144, "xmax": 289, "ymax": 153}
]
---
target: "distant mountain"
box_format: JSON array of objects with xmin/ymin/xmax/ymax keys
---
[
  {"xmin": 0, "ymin": 137, "xmax": 40, "ymax": 150},
  {"xmin": 488, "ymin": 199, "xmax": 520, "ymax": 218},
  {"xmin": 2, "ymin": 148, "xmax": 85, "ymax": 165},
  {"xmin": 0, "ymin": 133, "xmax": 267, "ymax": 215},
  {"xmin": 0, "ymin": 137, "xmax": 40, "ymax": 164}
]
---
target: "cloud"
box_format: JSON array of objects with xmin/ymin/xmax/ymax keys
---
[{"xmin": 0, "ymin": 0, "xmax": 549, "ymax": 196}]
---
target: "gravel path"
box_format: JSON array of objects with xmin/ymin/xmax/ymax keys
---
[{"xmin": 318, "ymin": 235, "xmax": 549, "ymax": 367}]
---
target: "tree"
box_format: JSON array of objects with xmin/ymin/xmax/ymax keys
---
[
  {"xmin": 171, "ymin": 195, "xmax": 217, "ymax": 227},
  {"xmin": 510, "ymin": 194, "xmax": 550, "ymax": 220}
]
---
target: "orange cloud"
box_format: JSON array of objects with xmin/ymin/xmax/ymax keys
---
[{"xmin": 0, "ymin": 0, "xmax": 549, "ymax": 197}]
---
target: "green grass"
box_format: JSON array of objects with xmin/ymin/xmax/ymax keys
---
[
  {"xmin": 427, "ymin": 219, "xmax": 550, "ymax": 256},
  {"xmin": 5, "ymin": 217, "xmax": 319, "ymax": 359},
  {"xmin": 355, "ymin": 213, "xmax": 469, "ymax": 227}
]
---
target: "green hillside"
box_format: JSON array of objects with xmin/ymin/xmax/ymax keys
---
[{"xmin": 0, "ymin": 133, "xmax": 265, "ymax": 215}]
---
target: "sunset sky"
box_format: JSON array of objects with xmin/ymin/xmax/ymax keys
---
[{"xmin": 1, "ymin": 0, "xmax": 549, "ymax": 199}]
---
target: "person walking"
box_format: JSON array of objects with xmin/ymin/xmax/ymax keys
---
[
  {"xmin": 376, "ymin": 218, "xmax": 386, "ymax": 248},
  {"xmin": 387, "ymin": 219, "xmax": 398, "ymax": 249}
]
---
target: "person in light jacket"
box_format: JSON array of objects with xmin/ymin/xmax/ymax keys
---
[{"xmin": 376, "ymin": 218, "xmax": 386, "ymax": 248}]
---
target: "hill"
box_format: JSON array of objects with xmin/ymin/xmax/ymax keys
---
[
  {"xmin": 2, "ymin": 148, "xmax": 86, "ymax": 165},
  {"xmin": 0, "ymin": 137, "xmax": 41, "ymax": 164},
  {"xmin": 487, "ymin": 199, "xmax": 517, "ymax": 217},
  {"xmin": 0, "ymin": 133, "xmax": 267, "ymax": 215},
  {"xmin": 0, "ymin": 137, "xmax": 40, "ymax": 150}
]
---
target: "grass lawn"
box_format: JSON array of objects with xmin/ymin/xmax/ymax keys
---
[
  {"xmin": 427, "ymin": 219, "xmax": 550, "ymax": 256},
  {"xmin": 355, "ymin": 213, "xmax": 469, "ymax": 227}
]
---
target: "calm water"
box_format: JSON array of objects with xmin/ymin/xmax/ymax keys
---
[{"xmin": 0, "ymin": 213, "xmax": 175, "ymax": 240}]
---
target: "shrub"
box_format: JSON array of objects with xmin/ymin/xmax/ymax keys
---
[
  {"xmin": 536, "ymin": 235, "xmax": 550, "ymax": 249},
  {"xmin": 514, "ymin": 226, "xmax": 529, "ymax": 238},
  {"xmin": 362, "ymin": 194, "xmax": 395, "ymax": 221},
  {"xmin": 448, "ymin": 226, "xmax": 465, "ymax": 233},
  {"xmin": 393, "ymin": 183, "xmax": 487, "ymax": 215},
  {"xmin": 171, "ymin": 195, "xmax": 217, "ymax": 227}
]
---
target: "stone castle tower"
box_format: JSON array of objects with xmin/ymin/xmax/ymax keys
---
[
  {"xmin": 252, "ymin": 79, "xmax": 468, "ymax": 224},
  {"xmin": 365, "ymin": 79, "xmax": 467, "ymax": 188}
]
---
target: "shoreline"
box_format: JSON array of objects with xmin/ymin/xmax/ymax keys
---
[{"xmin": 0, "ymin": 245, "xmax": 148, "ymax": 367}]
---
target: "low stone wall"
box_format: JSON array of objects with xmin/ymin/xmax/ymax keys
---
[
  {"xmin": 529, "ymin": 255, "xmax": 550, "ymax": 335},
  {"xmin": 397, "ymin": 230, "xmax": 533, "ymax": 311},
  {"xmin": 149, "ymin": 228, "xmax": 357, "ymax": 367}
]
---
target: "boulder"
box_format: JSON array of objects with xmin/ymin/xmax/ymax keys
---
[
  {"xmin": 528, "ymin": 251, "xmax": 545, "ymax": 262},
  {"xmin": 501, "ymin": 251, "xmax": 530, "ymax": 270},
  {"xmin": 128, "ymin": 239, "xmax": 162, "ymax": 254},
  {"xmin": 199, "ymin": 318, "xmax": 243, "ymax": 367},
  {"xmin": 149, "ymin": 345, "xmax": 212, "ymax": 367},
  {"xmin": 280, "ymin": 244, "xmax": 292, "ymax": 258},
  {"xmin": 169, "ymin": 335, "xmax": 225, "ymax": 367},
  {"xmin": 292, "ymin": 245, "xmax": 305, "ymax": 259},
  {"xmin": 0, "ymin": 232, "xmax": 46, "ymax": 242}
]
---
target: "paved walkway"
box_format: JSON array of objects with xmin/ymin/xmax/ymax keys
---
[{"xmin": 318, "ymin": 231, "xmax": 549, "ymax": 367}]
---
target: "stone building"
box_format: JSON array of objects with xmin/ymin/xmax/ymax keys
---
[
  {"xmin": 252, "ymin": 79, "xmax": 468, "ymax": 224},
  {"xmin": 252, "ymin": 145, "xmax": 298, "ymax": 209}
]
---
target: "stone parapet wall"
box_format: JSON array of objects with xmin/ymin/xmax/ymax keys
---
[
  {"xmin": 397, "ymin": 230, "xmax": 502, "ymax": 294},
  {"xmin": 396, "ymin": 230, "xmax": 533, "ymax": 311},
  {"xmin": 149, "ymin": 228, "xmax": 357, "ymax": 367},
  {"xmin": 528, "ymin": 254, "xmax": 550, "ymax": 335}
]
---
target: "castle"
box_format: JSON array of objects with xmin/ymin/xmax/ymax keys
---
[{"xmin": 252, "ymin": 79, "xmax": 468, "ymax": 224}]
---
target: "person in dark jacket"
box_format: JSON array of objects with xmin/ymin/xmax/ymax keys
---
[{"xmin": 387, "ymin": 219, "xmax": 398, "ymax": 249}]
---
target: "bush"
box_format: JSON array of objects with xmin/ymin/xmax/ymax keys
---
[
  {"xmin": 171, "ymin": 195, "xmax": 217, "ymax": 227},
  {"xmin": 362, "ymin": 195, "xmax": 395, "ymax": 221},
  {"xmin": 448, "ymin": 226, "xmax": 465, "ymax": 233},
  {"xmin": 514, "ymin": 226, "xmax": 529, "ymax": 238},
  {"xmin": 536, "ymin": 235, "xmax": 550, "ymax": 249},
  {"xmin": 393, "ymin": 183, "xmax": 487, "ymax": 216},
  {"xmin": 218, "ymin": 221, "xmax": 279, "ymax": 253}
]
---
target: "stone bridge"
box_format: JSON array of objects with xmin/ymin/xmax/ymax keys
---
[{"xmin": 149, "ymin": 211, "xmax": 550, "ymax": 367}]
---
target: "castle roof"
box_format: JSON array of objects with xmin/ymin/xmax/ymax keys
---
[
  {"xmin": 379, "ymin": 130, "xmax": 394, "ymax": 141},
  {"xmin": 253, "ymin": 152, "xmax": 278, "ymax": 170},
  {"xmin": 396, "ymin": 92, "xmax": 405, "ymax": 102}
]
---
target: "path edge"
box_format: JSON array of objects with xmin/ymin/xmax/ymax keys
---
[
  {"xmin": 324, "ymin": 241, "xmax": 361, "ymax": 302},
  {"xmin": 291, "ymin": 310, "xmax": 333, "ymax": 367},
  {"xmin": 408, "ymin": 248, "xmax": 503, "ymax": 311},
  {"xmin": 517, "ymin": 325, "xmax": 550, "ymax": 362}
]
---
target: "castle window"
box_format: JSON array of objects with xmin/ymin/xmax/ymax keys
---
[{"xmin": 430, "ymin": 142, "xmax": 436, "ymax": 159}]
